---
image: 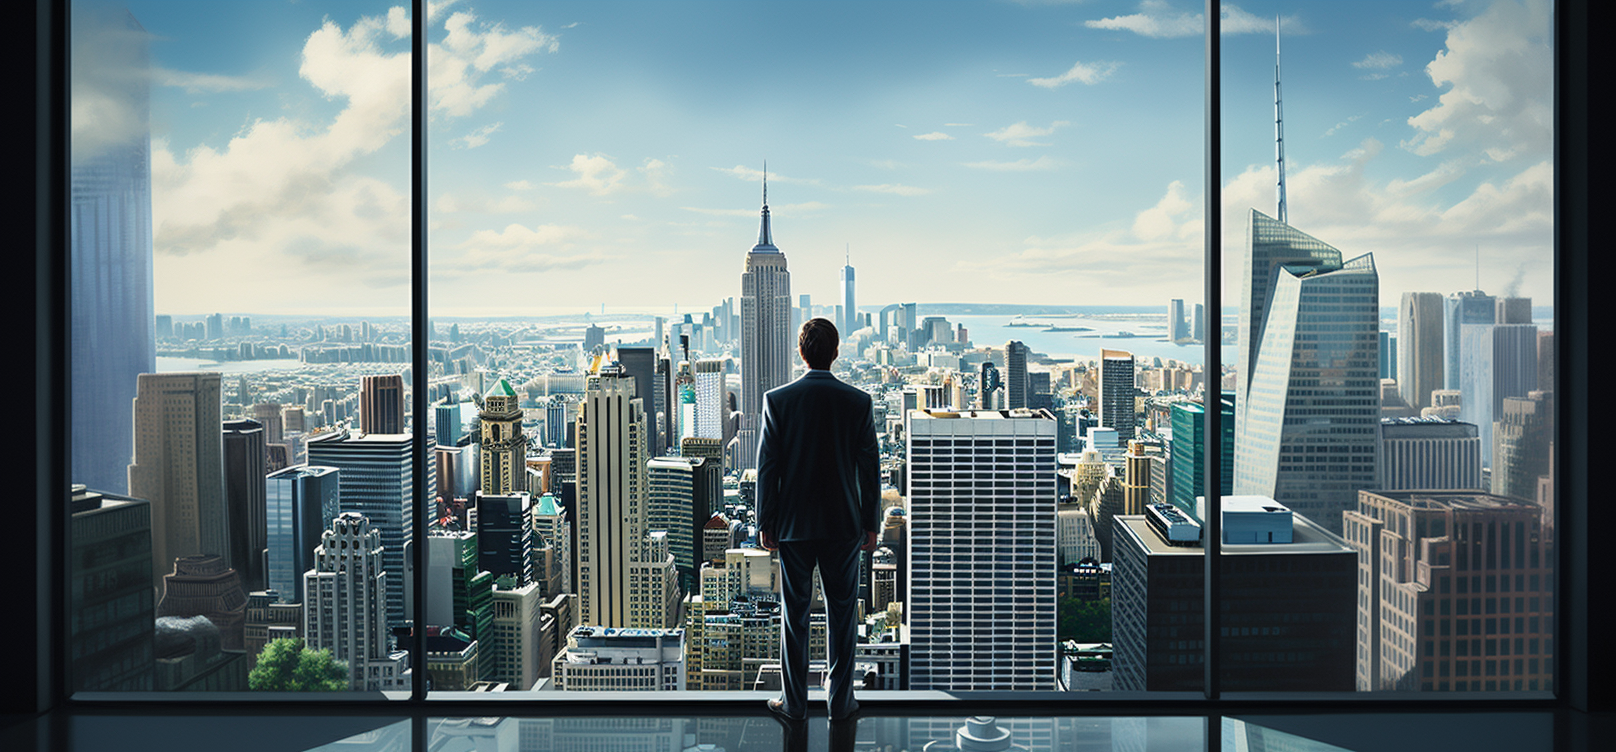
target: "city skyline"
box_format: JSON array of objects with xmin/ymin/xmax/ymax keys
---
[{"xmin": 73, "ymin": 0, "xmax": 1552, "ymax": 318}]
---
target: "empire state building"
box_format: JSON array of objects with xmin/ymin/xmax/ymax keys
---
[{"xmin": 737, "ymin": 173, "xmax": 792, "ymax": 470}]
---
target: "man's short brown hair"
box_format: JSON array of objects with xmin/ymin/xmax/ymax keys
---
[{"xmin": 798, "ymin": 318, "xmax": 839, "ymax": 370}]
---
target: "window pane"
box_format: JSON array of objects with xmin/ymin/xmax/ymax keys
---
[
  {"xmin": 1218, "ymin": 0, "xmax": 1554, "ymax": 694},
  {"xmin": 70, "ymin": 0, "xmax": 415, "ymax": 694},
  {"xmin": 426, "ymin": 0, "xmax": 1203, "ymax": 695}
]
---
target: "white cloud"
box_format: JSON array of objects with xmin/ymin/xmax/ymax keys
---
[
  {"xmin": 504, "ymin": 179, "xmax": 536, "ymax": 191},
  {"xmin": 386, "ymin": 6, "xmax": 410, "ymax": 38},
  {"xmin": 710, "ymin": 165, "xmax": 823, "ymax": 186},
  {"xmin": 681, "ymin": 201, "xmax": 829, "ymax": 217},
  {"xmin": 640, "ymin": 158, "xmax": 674, "ymax": 196},
  {"xmin": 985, "ymin": 121, "xmax": 1069, "ymax": 147},
  {"xmin": 1028, "ymin": 60, "xmax": 1121, "ymax": 88},
  {"xmin": 1221, "ymin": 138, "xmax": 1552, "ymax": 298},
  {"xmin": 1132, "ymin": 180, "xmax": 1200, "ymax": 241},
  {"xmin": 550, "ymin": 153, "xmax": 628, "ymax": 195},
  {"xmin": 153, "ymin": 68, "xmax": 271, "ymax": 94},
  {"xmin": 1403, "ymin": 0, "xmax": 1552, "ymax": 162},
  {"xmin": 853, "ymin": 184, "xmax": 932, "ymax": 196},
  {"xmin": 1084, "ymin": 2, "xmax": 1305, "ymax": 38},
  {"xmin": 1324, "ymin": 114, "xmax": 1362, "ymax": 137},
  {"xmin": 1085, "ymin": 0, "xmax": 1201, "ymax": 38},
  {"xmin": 913, "ymin": 131, "xmax": 954, "ymax": 141},
  {"xmin": 1412, "ymin": 18, "xmax": 1458, "ymax": 32},
  {"xmin": 963, "ymin": 156, "xmax": 1059, "ymax": 172},
  {"xmin": 452, "ymin": 121, "xmax": 503, "ymax": 149},
  {"xmin": 1353, "ymin": 51, "xmax": 1403, "ymax": 70},
  {"xmin": 455, "ymin": 223, "xmax": 599, "ymax": 273},
  {"xmin": 429, "ymin": 10, "xmax": 559, "ymax": 118}
]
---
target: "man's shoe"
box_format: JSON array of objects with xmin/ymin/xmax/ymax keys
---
[
  {"xmin": 829, "ymin": 698, "xmax": 861, "ymax": 722},
  {"xmin": 767, "ymin": 697, "xmax": 806, "ymax": 723}
]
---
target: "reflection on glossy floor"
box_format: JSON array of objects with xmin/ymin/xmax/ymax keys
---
[{"xmin": 0, "ymin": 711, "xmax": 1579, "ymax": 752}]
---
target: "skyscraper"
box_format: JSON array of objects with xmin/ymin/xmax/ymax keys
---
[
  {"xmin": 71, "ymin": 6, "xmax": 155, "ymax": 497},
  {"xmin": 1492, "ymin": 391, "xmax": 1553, "ymax": 502},
  {"xmin": 739, "ymin": 174, "xmax": 792, "ymax": 470},
  {"xmin": 222, "ymin": 418, "xmax": 268, "ymax": 591},
  {"xmin": 304, "ymin": 513, "xmax": 411, "ymax": 691},
  {"xmin": 841, "ymin": 248, "xmax": 857, "ymax": 336},
  {"xmin": 576, "ymin": 366, "xmax": 661, "ymax": 628},
  {"xmin": 1233, "ymin": 209, "xmax": 1379, "ymax": 537},
  {"xmin": 1169, "ymin": 394, "xmax": 1235, "ymax": 515},
  {"xmin": 693, "ymin": 359, "xmax": 726, "ymax": 441},
  {"xmin": 616, "ymin": 347, "xmax": 659, "ymax": 460},
  {"xmin": 1458, "ymin": 323, "xmax": 1539, "ymax": 465},
  {"xmin": 1399, "ymin": 292, "xmax": 1446, "ymax": 411},
  {"xmin": 647, "ymin": 456, "xmax": 699, "ymax": 592},
  {"xmin": 307, "ymin": 428, "xmax": 431, "ymax": 627},
  {"xmin": 907, "ymin": 408, "xmax": 1056, "ymax": 690},
  {"xmin": 1169, "ymin": 299, "xmax": 1186, "ymax": 342},
  {"xmin": 360, "ymin": 374, "xmax": 405, "ymax": 435},
  {"xmin": 1112, "ymin": 499, "xmax": 1356, "ymax": 691},
  {"xmin": 264, "ymin": 465, "xmax": 339, "ymax": 605},
  {"xmin": 479, "ymin": 378, "xmax": 526, "ymax": 495},
  {"xmin": 128, "ymin": 372, "xmax": 228, "ymax": 594},
  {"xmin": 70, "ymin": 486, "xmax": 155, "ymax": 691},
  {"xmin": 1099, "ymin": 349, "xmax": 1137, "ymax": 441},
  {"xmin": 1345, "ymin": 490, "xmax": 1553, "ymax": 691},
  {"xmin": 1444, "ymin": 290, "xmax": 1497, "ymax": 391},
  {"xmin": 1005, "ymin": 341, "xmax": 1029, "ymax": 410},
  {"xmin": 1378, "ymin": 417, "xmax": 1482, "ymax": 491}
]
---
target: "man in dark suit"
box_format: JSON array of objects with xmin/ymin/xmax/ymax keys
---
[{"xmin": 757, "ymin": 317, "xmax": 879, "ymax": 723}]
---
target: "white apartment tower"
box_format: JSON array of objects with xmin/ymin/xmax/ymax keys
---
[
  {"xmin": 906, "ymin": 408, "xmax": 1057, "ymax": 690},
  {"xmin": 576, "ymin": 366, "xmax": 678, "ymax": 628},
  {"xmin": 303, "ymin": 513, "xmax": 410, "ymax": 691}
]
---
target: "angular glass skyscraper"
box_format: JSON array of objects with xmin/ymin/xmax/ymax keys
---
[
  {"xmin": 1234, "ymin": 209, "xmax": 1379, "ymax": 537},
  {"xmin": 71, "ymin": 7, "xmax": 155, "ymax": 495}
]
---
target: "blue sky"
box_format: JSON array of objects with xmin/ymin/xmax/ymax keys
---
[{"xmin": 77, "ymin": 0, "xmax": 1553, "ymax": 318}]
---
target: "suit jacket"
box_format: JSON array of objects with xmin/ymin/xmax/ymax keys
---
[{"xmin": 756, "ymin": 369, "xmax": 880, "ymax": 542}]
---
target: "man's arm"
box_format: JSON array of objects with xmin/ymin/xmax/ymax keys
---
[
  {"xmin": 756, "ymin": 393, "xmax": 780, "ymax": 541},
  {"xmin": 858, "ymin": 394, "xmax": 880, "ymax": 535}
]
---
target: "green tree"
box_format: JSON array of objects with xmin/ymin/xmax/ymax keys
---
[
  {"xmin": 1057, "ymin": 597, "xmax": 1113, "ymax": 643},
  {"xmin": 248, "ymin": 637, "xmax": 349, "ymax": 691}
]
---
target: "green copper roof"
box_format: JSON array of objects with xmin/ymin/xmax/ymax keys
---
[
  {"xmin": 536, "ymin": 493, "xmax": 560, "ymax": 516},
  {"xmin": 496, "ymin": 378, "xmax": 517, "ymax": 397}
]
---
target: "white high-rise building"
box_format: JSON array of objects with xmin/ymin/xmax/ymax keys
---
[
  {"xmin": 694, "ymin": 359, "xmax": 726, "ymax": 441},
  {"xmin": 551, "ymin": 626, "xmax": 686, "ymax": 691},
  {"xmin": 1378, "ymin": 417, "xmax": 1482, "ymax": 491},
  {"xmin": 739, "ymin": 174, "xmax": 792, "ymax": 470},
  {"xmin": 303, "ymin": 513, "xmax": 410, "ymax": 691},
  {"xmin": 1233, "ymin": 209, "xmax": 1379, "ymax": 537},
  {"xmin": 576, "ymin": 366, "xmax": 678, "ymax": 628},
  {"xmin": 907, "ymin": 408, "xmax": 1057, "ymax": 690}
]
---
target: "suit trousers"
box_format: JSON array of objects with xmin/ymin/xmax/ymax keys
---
[{"xmin": 777, "ymin": 536, "xmax": 863, "ymax": 717}]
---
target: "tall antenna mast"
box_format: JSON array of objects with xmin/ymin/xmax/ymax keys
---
[
  {"xmin": 1274, "ymin": 15, "xmax": 1288, "ymax": 224},
  {"xmin": 762, "ymin": 160, "xmax": 768, "ymax": 207}
]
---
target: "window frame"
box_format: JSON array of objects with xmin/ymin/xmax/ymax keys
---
[{"xmin": 22, "ymin": 0, "xmax": 1600, "ymax": 716}]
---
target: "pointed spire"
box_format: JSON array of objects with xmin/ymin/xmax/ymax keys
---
[
  {"xmin": 1275, "ymin": 15, "xmax": 1288, "ymax": 224},
  {"xmin": 754, "ymin": 161, "xmax": 776, "ymax": 250}
]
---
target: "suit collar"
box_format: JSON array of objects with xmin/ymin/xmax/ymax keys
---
[{"xmin": 802, "ymin": 370, "xmax": 836, "ymax": 379}]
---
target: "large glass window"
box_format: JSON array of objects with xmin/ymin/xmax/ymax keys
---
[
  {"xmin": 63, "ymin": 0, "xmax": 1559, "ymax": 702},
  {"xmin": 1219, "ymin": 0, "xmax": 1554, "ymax": 694},
  {"xmin": 69, "ymin": 0, "xmax": 415, "ymax": 694}
]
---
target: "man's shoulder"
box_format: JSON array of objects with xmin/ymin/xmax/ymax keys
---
[{"xmin": 765, "ymin": 372, "xmax": 867, "ymax": 405}]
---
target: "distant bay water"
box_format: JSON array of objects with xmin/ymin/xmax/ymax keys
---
[{"xmin": 947, "ymin": 314, "xmax": 1229, "ymax": 365}]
